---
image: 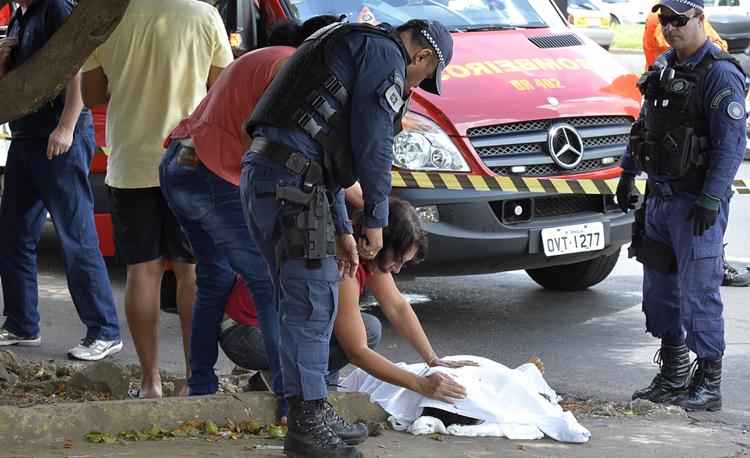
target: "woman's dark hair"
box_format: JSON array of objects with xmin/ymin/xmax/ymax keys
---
[
  {"xmin": 267, "ymin": 15, "xmax": 343, "ymax": 47},
  {"xmin": 354, "ymin": 197, "xmax": 428, "ymax": 272}
]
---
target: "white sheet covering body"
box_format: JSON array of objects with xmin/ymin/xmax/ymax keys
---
[{"xmin": 340, "ymin": 355, "xmax": 591, "ymax": 443}]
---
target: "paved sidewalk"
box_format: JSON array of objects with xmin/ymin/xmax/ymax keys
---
[{"xmin": 5, "ymin": 413, "xmax": 749, "ymax": 458}]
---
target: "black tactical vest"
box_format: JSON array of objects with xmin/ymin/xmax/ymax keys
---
[
  {"xmin": 247, "ymin": 22, "xmax": 411, "ymax": 188},
  {"xmin": 633, "ymin": 48, "xmax": 745, "ymax": 182}
]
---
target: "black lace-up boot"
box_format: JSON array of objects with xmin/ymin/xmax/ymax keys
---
[
  {"xmin": 284, "ymin": 397, "xmax": 363, "ymax": 458},
  {"xmin": 322, "ymin": 400, "xmax": 369, "ymax": 445},
  {"xmin": 632, "ymin": 341, "xmax": 691, "ymax": 403},
  {"xmin": 674, "ymin": 358, "xmax": 722, "ymax": 411}
]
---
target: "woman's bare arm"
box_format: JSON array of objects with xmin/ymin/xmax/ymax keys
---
[
  {"xmin": 368, "ymin": 272, "xmax": 437, "ymax": 364},
  {"xmin": 333, "ymin": 275, "xmax": 466, "ymax": 402}
]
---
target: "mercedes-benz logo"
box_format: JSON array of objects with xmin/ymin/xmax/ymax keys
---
[{"xmin": 547, "ymin": 123, "xmax": 584, "ymax": 170}]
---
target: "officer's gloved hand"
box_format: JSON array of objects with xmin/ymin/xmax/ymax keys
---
[
  {"xmin": 615, "ymin": 172, "xmax": 638, "ymax": 213},
  {"xmin": 687, "ymin": 194, "xmax": 720, "ymax": 236}
]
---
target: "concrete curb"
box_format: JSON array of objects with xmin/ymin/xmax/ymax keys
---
[{"xmin": 0, "ymin": 392, "xmax": 386, "ymax": 445}]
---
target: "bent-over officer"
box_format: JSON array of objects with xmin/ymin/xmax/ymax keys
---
[
  {"xmin": 241, "ymin": 19, "xmax": 453, "ymax": 458},
  {"xmin": 617, "ymin": 0, "xmax": 747, "ymax": 412}
]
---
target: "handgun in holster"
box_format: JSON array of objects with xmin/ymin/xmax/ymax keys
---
[
  {"xmin": 628, "ymin": 186, "xmax": 678, "ymax": 274},
  {"xmin": 276, "ymin": 184, "xmax": 335, "ymax": 264}
]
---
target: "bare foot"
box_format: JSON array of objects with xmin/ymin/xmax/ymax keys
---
[
  {"xmin": 528, "ymin": 355, "xmax": 545, "ymax": 375},
  {"xmin": 140, "ymin": 380, "xmax": 163, "ymax": 399}
]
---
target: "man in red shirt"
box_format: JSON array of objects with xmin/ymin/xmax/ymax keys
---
[{"xmin": 158, "ymin": 15, "xmax": 345, "ymax": 422}]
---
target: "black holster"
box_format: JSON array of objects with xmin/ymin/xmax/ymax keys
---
[
  {"xmin": 277, "ymin": 184, "xmax": 336, "ymax": 264},
  {"xmin": 628, "ymin": 192, "xmax": 677, "ymax": 274}
]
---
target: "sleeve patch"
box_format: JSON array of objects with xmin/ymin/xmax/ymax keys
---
[
  {"xmin": 710, "ymin": 87, "xmax": 733, "ymax": 111},
  {"xmin": 384, "ymin": 84, "xmax": 404, "ymax": 113},
  {"xmin": 727, "ymin": 101, "xmax": 746, "ymax": 120}
]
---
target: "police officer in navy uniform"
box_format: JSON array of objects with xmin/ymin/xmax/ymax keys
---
[
  {"xmin": 617, "ymin": 0, "xmax": 747, "ymax": 412},
  {"xmin": 241, "ymin": 19, "xmax": 453, "ymax": 458}
]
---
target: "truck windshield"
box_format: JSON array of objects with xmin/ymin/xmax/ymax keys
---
[{"xmin": 285, "ymin": 0, "xmax": 563, "ymax": 30}]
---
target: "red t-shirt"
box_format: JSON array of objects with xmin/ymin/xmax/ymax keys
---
[
  {"xmin": 227, "ymin": 265, "xmax": 372, "ymax": 327},
  {"xmin": 166, "ymin": 46, "xmax": 295, "ymax": 186},
  {"xmin": 225, "ymin": 277, "xmax": 259, "ymax": 327}
]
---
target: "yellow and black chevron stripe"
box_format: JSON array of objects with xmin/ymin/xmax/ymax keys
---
[{"xmin": 391, "ymin": 171, "xmax": 750, "ymax": 196}]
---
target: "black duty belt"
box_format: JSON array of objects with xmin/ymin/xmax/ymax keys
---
[
  {"xmin": 647, "ymin": 178, "xmax": 702, "ymax": 198},
  {"xmin": 250, "ymin": 137, "xmax": 323, "ymax": 189}
]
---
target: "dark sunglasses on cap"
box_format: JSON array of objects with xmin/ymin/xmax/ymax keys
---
[{"xmin": 658, "ymin": 13, "xmax": 696, "ymax": 27}]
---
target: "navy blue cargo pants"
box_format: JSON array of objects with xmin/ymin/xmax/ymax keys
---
[
  {"xmin": 642, "ymin": 192, "xmax": 729, "ymax": 360},
  {"xmin": 241, "ymin": 159, "xmax": 338, "ymax": 401}
]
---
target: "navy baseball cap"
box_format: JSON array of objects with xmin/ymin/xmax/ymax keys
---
[
  {"xmin": 652, "ymin": 0, "xmax": 704, "ymax": 14},
  {"xmin": 418, "ymin": 20, "xmax": 453, "ymax": 96}
]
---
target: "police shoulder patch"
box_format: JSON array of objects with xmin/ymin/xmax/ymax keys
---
[
  {"xmin": 710, "ymin": 87, "xmax": 733, "ymax": 110},
  {"xmin": 384, "ymin": 84, "xmax": 404, "ymax": 112},
  {"xmin": 727, "ymin": 101, "xmax": 746, "ymax": 120}
]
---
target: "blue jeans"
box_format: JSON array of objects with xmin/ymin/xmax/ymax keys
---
[
  {"xmin": 159, "ymin": 142, "xmax": 280, "ymax": 395},
  {"xmin": 0, "ymin": 114, "xmax": 120, "ymax": 341},
  {"xmin": 241, "ymin": 157, "xmax": 339, "ymax": 401},
  {"xmin": 642, "ymin": 192, "xmax": 729, "ymax": 360}
]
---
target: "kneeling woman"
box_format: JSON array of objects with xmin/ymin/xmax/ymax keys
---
[{"xmin": 220, "ymin": 197, "xmax": 470, "ymax": 403}]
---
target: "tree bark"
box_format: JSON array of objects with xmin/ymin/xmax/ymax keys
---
[{"xmin": 0, "ymin": 0, "xmax": 130, "ymax": 124}]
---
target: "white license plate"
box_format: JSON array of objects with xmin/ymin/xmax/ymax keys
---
[{"xmin": 541, "ymin": 222, "xmax": 605, "ymax": 257}]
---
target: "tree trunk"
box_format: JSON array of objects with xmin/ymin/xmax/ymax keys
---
[{"xmin": 0, "ymin": 0, "xmax": 130, "ymax": 124}]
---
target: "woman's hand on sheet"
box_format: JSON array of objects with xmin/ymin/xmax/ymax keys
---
[
  {"xmin": 428, "ymin": 357, "xmax": 480, "ymax": 369},
  {"xmin": 416, "ymin": 372, "xmax": 467, "ymax": 403}
]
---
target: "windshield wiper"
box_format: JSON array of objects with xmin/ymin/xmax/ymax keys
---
[{"xmin": 460, "ymin": 25, "xmax": 519, "ymax": 32}]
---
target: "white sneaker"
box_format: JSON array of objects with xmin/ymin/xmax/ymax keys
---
[
  {"xmin": 68, "ymin": 339, "xmax": 123, "ymax": 361},
  {"xmin": 0, "ymin": 327, "xmax": 41, "ymax": 346}
]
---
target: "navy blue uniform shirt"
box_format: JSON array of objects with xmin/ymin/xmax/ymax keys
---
[
  {"xmin": 7, "ymin": 0, "xmax": 79, "ymax": 139},
  {"xmin": 252, "ymin": 29, "xmax": 407, "ymax": 232},
  {"xmin": 622, "ymin": 39, "xmax": 748, "ymax": 198}
]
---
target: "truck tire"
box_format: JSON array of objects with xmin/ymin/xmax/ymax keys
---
[{"xmin": 526, "ymin": 249, "xmax": 620, "ymax": 291}]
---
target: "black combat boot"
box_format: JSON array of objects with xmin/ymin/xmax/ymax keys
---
[
  {"xmin": 632, "ymin": 342, "xmax": 691, "ymax": 403},
  {"xmin": 674, "ymin": 358, "xmax": 722, "ymax": 412},
  {"xmin": 322, "ymin": 400, "xmax": 369, "ymax": 445},
  {"xmin": 284, "ymin": 397, "xmax": 363, "ymax": 458}
]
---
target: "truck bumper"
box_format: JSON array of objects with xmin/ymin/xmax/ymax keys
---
[{"xmin": 392, "ymin": 187, "xmax": 634, "ymax": 277}]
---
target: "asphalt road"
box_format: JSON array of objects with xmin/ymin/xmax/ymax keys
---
[{"xmin": 2, "ymin": 52, "xmax": 749, "ymax": 431}]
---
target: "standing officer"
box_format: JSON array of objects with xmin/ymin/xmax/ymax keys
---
[
  {"xmin": 618, "ymin": 0, "xmax": 747, "ymax": 412},
  {"xmin": 242, "ymin": 19, "xmax": 453, "ymax": 458}
]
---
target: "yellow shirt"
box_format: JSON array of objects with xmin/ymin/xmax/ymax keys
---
[{"xmin": 82, "ymin": 0, "xmax": 233, "ymax": 188}]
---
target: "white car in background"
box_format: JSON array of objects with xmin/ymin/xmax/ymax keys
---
[
  {"xmin": 704, "ymin": 0, "xmax": 750, "ymax": 16},
  {"xmin": 596, "ymin": 0, "xmax": 650, "ymax": 24},
  {"xmin": 568, "ymin": 0, "xmax": 615, "ymax": 49}
]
